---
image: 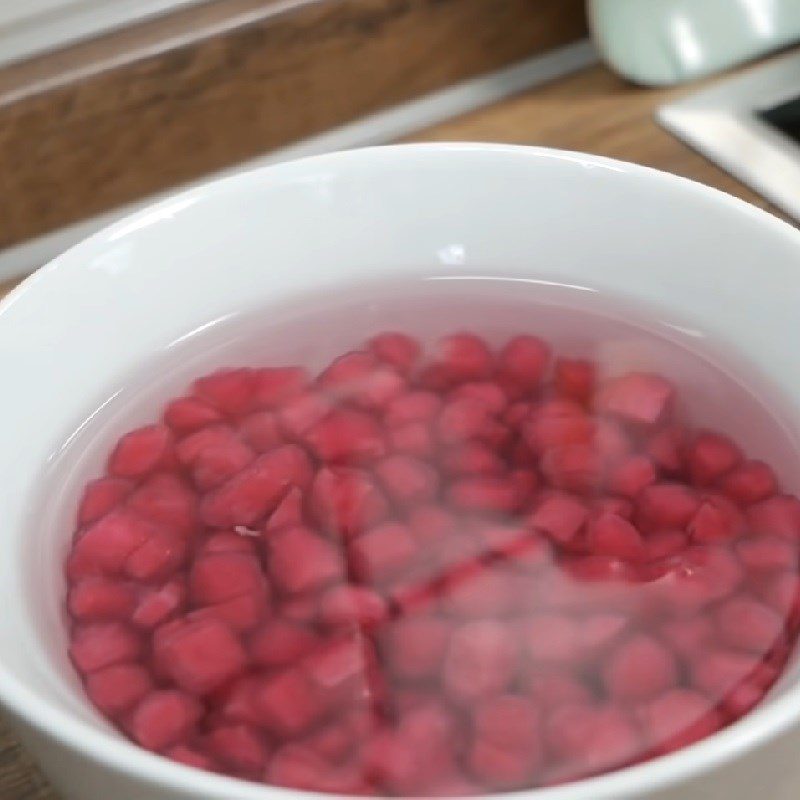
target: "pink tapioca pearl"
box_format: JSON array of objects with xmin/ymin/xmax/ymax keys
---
[
  {"xmin": 383, "ymin": 616, "xmax": 452, "ymax": 681},
  {"xmin": 688, "ymin": 494, "xmax": 746, "ymax": 544},
  {"xmin": 522, "ymin": 670, "xmax": 593, "ymax": 711},
  {"xmin": 237, "ymin": 410, "xmax": 282, "ymax": 453},
  {"xmin": 553, "ymin": 358, "xmax": 595, "ymax": 404},
  {"xmin": 685, "ymin": 431, "xmax": 742, "ymax": 486},
  {"xmin": 318, "ymin": 584, "xmax": 389, "ymax": 627},
  {"xmin": 278, "ymin": 391, "xmax": 333, "ymax": 438},
  {"xmin": 70, "ymin": 622, "xmax": 142, "ymax": 674},
  {"xmin": 654, "ymin": 545, "xmax": 744, "ymax": 613},
  {"xmin": 644, "ymin": 530, "xmax": 689, "ymax": 561},
  {"xmin": 593, "ymin": 418, "xmax": 633, "ymax": 462},
  {"xmin": 67, "ymin": 508, "xmax": 155, "ymax": 579},
  {"xmin": 540, "ymin": 443, "xmax": 603, "ymax": 493},
  {"xmin": 608, "ymin": 455, "xmax": 657, "ymax": 498},
  {"xmin": 747, "ymin": 494, "xmax": 800, "ymax": 540},
  {"xmin": 450, "ymin": 381, "xmax": 509, "ymax": 415},
  {"xmin": 602, "ymin": 634, "xmax": 678, "ymax": 702},
  {"xmin": 267, "ymin": 744, "xmax": 373, "ymax": 795},
  {"xmin": 637, "ymin": 689, "xmax": 723, "ymax": 755},
  {"xmin": 736, "ymin": 535, "xmax": 798, "ymax": 572},
  {"xmin": 77, "ymin": 477, "xmax": 134, "ymax": 526},
  {"xmin": 249, "ymin": 619, "xmax": 319, "ymax": 667},
  {"xmin": 85, "ymin": 663, "xmax": 153, "ymax": 717},
  {"xmin": 199, "ymin": 445, "xmax": 312, "ymax": 528},
  {"xmin": 720, "ymin": 460, "xmax": 778, "ymax": 505},
  {"xmin": 349, "ymin": 521, "xmax": 417, "ymax": 584},
  {"xmin": 303, "ymin": 635, "xmax": 378, "ymax": 710},
  {"xmin": 252, "ymin": 366, "xmax": 309, "ymax": 409},
  {"xmin": 278, "ymin": 593, "xmax": 322, "ymax": 624},
  {"xmin": 388, "ymin": 420, "xmax": 435, "ymax": 458},
  {"xmin": 593, "ymin": 495, "xmax": 634, "ymax": 520},
  {"xmin": 645, "ymin": 425, "xmax": 686, "ymax": 474},
  {"xmin": 127, "ymin": 472, "xmax": 197, "ymax": 536},
  {"xmin": 213, "ymin": 675, "xmax": 262, "ymax": 726},
  {"xmin": 408, "ymin": 503, "xmax": 457, "ymax": 545},
  {"xmin": 579, "ymin": 613, "xmax": 632, "ymax": 657},
  {"xmin": 310, "ymin": 466, "xmax": 389, "ymax": 539},
  {"xmin": 317, "ymin": 350, "xmax": 375, "ymax": 393},
  {"xmin": 367, "ymin": 332, "xmax": 421, "ymax": 375},
  {"xmin": 153, "ymin": 617, "xmax": 248, "ymax": 694},
  {"xmin": 755, "ymin": 570, "xmax": 800, "ymax": 620},
  {"xmin": 661, "ymin": 615, "xmax": 715, "ymax": 659},
  {"xmin": 472, "ymin": 693, "xmax": 542, "ymax": 756},
  {"xmin": 430, "ymin": 333, "xmax": 494, "ymax": 385},
  {"xmin": 362, "ymin": 729, "xmax": 427, "ymax": 794},
  {"xmin": 108, "ymin": 424, "xmax": 174, "ymax": 479},
  {"xmin": 690, "ymin": 649, "xmax": 761, "ymax": 698},
  {"xmin": 132, "ymin": 578, "xmax": 186, "ymax": 629},
  {"xmin": 637, "ymin": 483, "xmax": 700, "ymax": 530},
  {"xmin": 528, "ymin": 491, "xmax": 588, "ymax": 545},
  {"xmin": 442, "ymin": 563, "xmax": 517, "ymax": 617},
  {"xmin": 195, "ymin": 593, "xmax": 267, "ymax": 633},
  {"xmin": 586, "ymin": 514, "xmax": 645, "ymax": 561},
  {"xmin": 384, "ymin": 390, "xmax": 442, "ymax": 426},
  {"xmin": 199, "ymin": 532, "xmax": 258, "ymax": 555},
  {"xmin": 129, "ymin": 690, "xmax": 202, "ymax": 752},
  {"xmin": 468, "ymin": 736, "xmax": 541, "ymax": 790},
  {"xmin": 68, "ymin": 578, "xmax": 137, "ymax": 622},
  {"xmin": 715, "ymin": 595, "xmax": 784, "ymax": 654},
  {"xmin": 267, "ymin": 526, "xmax": 345, "ymax": 594},
  {"xmin": 523, "ymin": 399, "xmax": 594, "ymax": 455},
  {"xmin": 263, "ymin": 485, "xmax": 305, "ymax": 533},
  {"xmin": 254, "ymin": 669, "xmax": 325, "ymax": 738},
  {"xmin": 175, "ymin": 424, "xmax": 255, "ymax": 490},
  {"xmin": 596, "ymin": 372, "xmax": 674, "ymax": 426},
  {"xmin": 364, "ymin": 718, "xmax": 457, "ymax": 796},
  {"xmin": 522, "ymin": 614, "xmax": 582, "ymax": 665},
  {"xmin": 504, "ymin": 400, "xmax": 534, "ymax": 429},
  {"xmin": 163, "ymin": 395, "xmax": 224, "ymax": 433},
  {"xmin": 545, "ymin": 703, "xmax": 599, "ymax": 763},
  {"xmin": 350, "ymin": 364, "xmax": 408, "ymax": 412},
  {"xmin": 546, "ymin": 703, "xmax": 642, "ymax": 777},
  {"xmin": 482, "ymin": 527, "xmax": 552, "ymax": 572},
  {"xmin": 447, "ymin": 476, "xmax": 525, "ymax": 514},
  {"xmin": 205, "ymin": 723, "xmax": 271, "ymax": 778},
  {"xmin": 189, "ymin": 550, "xmax": 268, "ymax": 608},
  {"xmin": 374, "ymin": 453, "xmax": 440, "ymax": 506},
  {"xmin": 442, "ymin": 442, "xmax": 506, "ymax": 477},
  {"xmin": 498, "ymin": 335, "xmax": 550, "ymax": 392},
  {"xmin": 305, "ymin": 408, "xmax": 387, "ymax": 464},
  {"xmin": 436, "ymin": 398, "xmax": 494, "ymax": 446},
  {"xmin": 305, "ymin": 722, "xmax": 355, "ymax": 761},
  {"xmin": 124, "ymin": 529, "xmax": 187, "ymax": 582},
  {"xmin": 193, "ymin": 368, "xmax": 257, "ymax": 415},
  {"xmin": 443, "ymin": 621, "xmax": 519, "ymax": 705}
]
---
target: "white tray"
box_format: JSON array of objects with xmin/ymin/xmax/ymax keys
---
[{"xmin": 658, "ymin": 49, "xmax": 800, "ymax": 223}]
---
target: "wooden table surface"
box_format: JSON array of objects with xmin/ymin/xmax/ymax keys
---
[{"xmin": 0, "ymin": 60, "xmax": 791, "ymax": 799}]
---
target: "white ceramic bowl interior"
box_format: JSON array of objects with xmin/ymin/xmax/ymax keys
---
[{"xmin": 2, "ymin": 144, "xmax": 800, "ymax": 800}]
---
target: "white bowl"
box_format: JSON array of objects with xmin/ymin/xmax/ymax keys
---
[{"xmin": 2, "ymin": 143, "xmax": 800, "ymax": 800}]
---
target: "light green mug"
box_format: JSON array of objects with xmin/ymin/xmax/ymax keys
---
[{"xmin": 588, "ymin": 0, "xmax": 800, "ymax": 85}]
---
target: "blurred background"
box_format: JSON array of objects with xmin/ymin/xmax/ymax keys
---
[
  {"xmin": 0, "ymin": 2, "xmax": 799, "ymax": 793},
  {"xmin": 1, "ymin": 1, "xmax": 799, "ymax": 292}
]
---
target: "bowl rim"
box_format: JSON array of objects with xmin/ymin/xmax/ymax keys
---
[{"xmin": 2, "ymin": 141, "xmax": 800, "ymax": 799}]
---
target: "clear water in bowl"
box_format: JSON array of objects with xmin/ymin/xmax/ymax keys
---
[{"xmin": 48, "ymin": 275, "xmax": 800, "ymax": 794}]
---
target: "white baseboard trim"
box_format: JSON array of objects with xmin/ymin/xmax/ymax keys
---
[
  {"xmin": 0, "ymin": 1, "xmax": 208, "ymax": 69},
  {"xmin": 0, "ymin": 39, "xmax": 597, "ymax": 283}
]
